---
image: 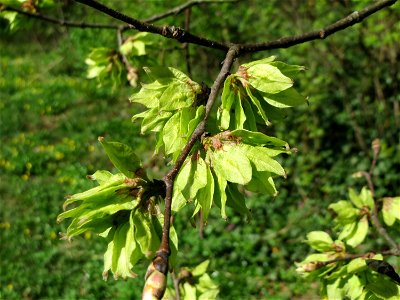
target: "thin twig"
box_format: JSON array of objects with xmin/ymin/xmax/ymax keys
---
[
  {"xmin": 310, "ymin": 248, "xmax": 400, "ymax": 270},
  {"xmin": 72, "ymin": 0, "xmax": 397, "ymax": 54},
  {"xmin": 357, "ymin": 140, "xmax": 400, "ymax": 252},
  {"xmin": 156, "ymin": 46, "xmax": 239, "ymax": 270},
  {"xmin": 0, "ymin": 2, "xmax": 120, "ymax": 29},
  {"xmin": 116, "ymin": 27, "xmax": 138, "ymax": 85},
  {"xmin": 171, "ymin": 270, "xmax": 181, "ymax": 300}
]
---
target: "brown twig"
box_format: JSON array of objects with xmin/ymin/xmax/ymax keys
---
[
  {"xmin": 171, "ymin": 270, "xmax": 181, "ymax": 300},
  {"xmin": 116, "ymin": 27, "xmax": 138, "ymax": 85},
  {"xmin": 72, "ymin": 0, "xmax": 397, "ymax": 54},
  {"xmin": 155, "ymin": 46, "xmax": 239, "ymax": 270},
  {"xmin": 357, "ymin": 140, "xmax": 400, "ymax": 252},
  {"xmin": 0, "ymin": 2, "xmax": 120, "ymax": 29},
  {"xmin": 309, "ymin": 248, "xmax": 400, "ymax": 270}
]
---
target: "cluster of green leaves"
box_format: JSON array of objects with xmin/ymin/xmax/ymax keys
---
[
  {"xmin": 296, "ymin": 188, "xmax": 400, "ymax": 299},
  {"xmin": 130, "ymin": 66, "xmax": 205, "ymax": 161},
  {"xmin": 86, "ymin": 32, "xmax": 154, "ymax": 88},
  {"xmin": 164, "ymin": 260, "xmax": 219, "ymax": 300},
  {"xmin": 57, "ymin": 57, "xmax": 306, "ymax": 283},
  {"xmin": 169, "ymin": 57, "xmax": 306, "ymax": 222},
  {"xmin": 218, "ymin": 56, "xmax": 306, "ymax": 131},
  {"xmin": 57, "ymin": 138, "xmax": 178, "ymax": 280}
]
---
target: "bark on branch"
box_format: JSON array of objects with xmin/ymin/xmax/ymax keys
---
[{"xmin": 73, "ymin": 0, "xmax": 397, "ymax": 54}]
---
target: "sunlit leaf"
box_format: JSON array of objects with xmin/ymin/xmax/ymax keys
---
[
  {"xmin": 246, "ymin": 63, "xmax": 293, "ymax": 94},
  {"xmin": 260, "ymin": 87, "xmax": 306, "ymax": 108},
  {"xmin": 305, "ymin": 231, "xmax": 334, "ymax": 252},
  {"xmin": 196, "ymin": 164, "xmax": 214, "ymax": 222},
  {"xmin": 191, "ymin": 260, "xmax": 210, "ymax": 277},
  {"xmin": 230, "ymin": 129, "xmax": 288, "ymax": 148},
  {"xmin": 211, "ymin": 143, "xmax": 252, "ymax": 185},
  {"xmin": 345, "ymin": 215, "xmax": 369, "ymax": 248},
  {"xmin": 98, "ymin": 137, "xmax": 142, "ymax": 178}
]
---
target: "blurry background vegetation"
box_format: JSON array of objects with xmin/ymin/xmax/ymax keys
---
[{"xmin": 0, "ymin": 0, "xmax": 399, "ymax": 299}]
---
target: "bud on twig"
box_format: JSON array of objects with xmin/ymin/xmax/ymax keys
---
[
  {"xmin": 372, "ymin": 139, "xmax": 380, "ymax": 159},
  {"xmin": 142, "ymin": 257, "xmax": 168, "ymax": 300}
]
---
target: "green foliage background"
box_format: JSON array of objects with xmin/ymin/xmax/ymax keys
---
[{"xmin": 1, "ymin": 1, "xmax": 399, "ymax": 299}]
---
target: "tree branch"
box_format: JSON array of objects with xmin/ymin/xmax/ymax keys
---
[
  {"xmin": 73, "ymin": 0, "xmax": 396, "ymax": 55},
  {"xmin": 0, "ymin": 2, "xmax": 120, "ymax": 29},
  {"xmin": 74, "ymin": 0, "xmax": 230, "ymax": 51},
  {"xmin": 155, "ymin": 45, "xmax": 239, "ymax": 268},
  {"xmin": 356, "ymin": 139, "xmax": 400, "ymax": 252},
  {"xmin": 307, "ymin": 248, "xmax": 400, "ymax": 270},
  {"xmin": 4, "ymin": 0, "xmax": 396, "ymax": 54}
]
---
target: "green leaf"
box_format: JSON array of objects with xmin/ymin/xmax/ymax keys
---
[
  {"xmin": 365, "ymin": 278, "xmax": 400, "ymax": 299},
  {"xmin": 211, "ymin": 143, "xmax": 252, "ymax": 185},
  {"xmin": 163, "ymin": 107, "xmax": 196, "ymax": 156},
  {"xmin": 226, "ymin": 183, "xmax": 250, "ymax": 219},
  {"xmin": 158, "ymin": 80, "xmax": 195, "ymax": 111},
  {"xmin": 129, "ymin": 82, "xmax": 164, "ymax": 108},
  {"xmin": 347, "ymin": 258, "xmax": 367, "ymax": 274},
  {"xmin": 111, "ymin": 223, "xmax": 137, "ymax": 279},
  {"xmin": 345, "ymin": 215, "xmax": 369, "ymax": 247},
  {"xmin": 98, "ymin": 137, "xmax": 141, "ymax": 178},
  {"xmin": 132, "ymin": 210, "xmax": 160, "ymax": 258},
  {"xmin": 305, "ymin": 231, "xmax": 334, "ymax": 252},
  {"xmin": 329, "ymin": 200, "xmax": 359, "ymax": 223},
  {"xmin": 188, "ymin": 105, "xmax": 205, "ymax": 136},
  {"xmin": 382, "ymin": 197, "xmax": 400, "ymax": 226},
  {"xmin": 212, "ymin": 170, "xmax": 228, "ymax": 220},
  {"xmin": 183, "ymin": 283, "xmax": 197, "ymax": 300},
  {"xmin": 338, "ymin": 222, "xmax": 357, "ymax": 241},
  {"xmin": 245, "ymin": 170, "xmax": 277, "ymax": 196},
  {"xmin": 219, "ymin": 75, "xmax": 238, "ymax": 130},
  {"xmin": 87, "ymin": 170, "xmax": 113, "ymax": 185},
  {"xmin": 241, "ymin": 56, "xmax": 276, "ymax": 68},
  {"xmin": 234, "ymin": 92, "xmax": 246, "ymax": 129},
  {"xmin": 191, "ymin": 260, "xmax": 210, "ymax": 277},
  {"xmin": 245, "ymin": 86, "xmax": 270, "ymax": 125},
  {"xmin": 230, "ymin": 129, "xmax": 288, "ymax": 148},
  {"xmin": 196, "ymin": 164, "xmax": 214, "ymax": 222},
  {"xmin": 172, "ymin": 156, "xmax": 208, "ymax": 212},
  {"xmin": 349, "ymin": 188, "xmax": 364, "ymax": 209},
  {"xmin": 246, "ymin": 63, "xmax": 293, "ymax": 94},
  {"xmin": 241, "ymin": 97, "xmax": 258, "ymax": 131},
  {"xmin": 269, "ymin": 61, "xmax": 306, "ymax": 78},
  {"xmin": 326, "ymin": 278, "xmax": 345, "ymax": 300},
  {"xmin": 260, "ymin": 87, "xmax": 306, "ymax": 108},
  {"xmin": 360, "ymin": 187, "xmax": 374, "ymax": 209},
  {"xmin": 244, "ymin": 145, "xmax": 286, "ymax": 177},
  {"xmin": 343, "ymin": 275, "xmax": 364, "ymax": 300}
]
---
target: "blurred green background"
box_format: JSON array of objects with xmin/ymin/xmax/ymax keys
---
[{"xmin": 1, "ymin": 0, "xmax": 399, "ymax": 299}]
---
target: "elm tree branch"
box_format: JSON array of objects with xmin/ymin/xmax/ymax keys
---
[
  {"xmin": 156, "ymin": 45, "xmax": 239, "ymax": 263},
  {"xmin": 0, "ymin": 3, "xmax": 120, "ymax": 29},
  {"xmin": 307, "ymin": 248, "xmax": 400, "ymax": 270},
  {"xmin": 0, "ymin": 0, "xmax": 235, "ymax": 31},
  {"xmin": 73, "ymin": 0, "xmax": 396, "ymax": 54},
  {"xmin": 74, "ymin": 0, "xmax": 230, "ymax": 50}
]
